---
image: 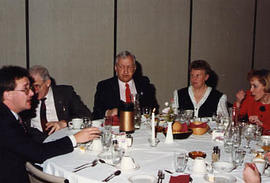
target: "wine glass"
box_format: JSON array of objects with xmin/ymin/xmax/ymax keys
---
[
  {"xmin": 82, "ymin": 116, "xmax": 92, "ymax": 128},
  {"xmin": 142, "ymin": 107, "xmax": 151, "ymax": 125},
  {"xmin": 243, "ymin": 124, "xmax": 256, "ymax": 150}
]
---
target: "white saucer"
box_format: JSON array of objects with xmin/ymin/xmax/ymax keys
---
[
  {"xmin": 116, "ymin": 163, "xmax": 140, "ymax": 172},
  {"xmin": 128, "ymin": 174, "xmax": 157, "ymax": 183},
  {"xmin": 204, "ymin": 173, "xmax": 237, "ymax": 183}
]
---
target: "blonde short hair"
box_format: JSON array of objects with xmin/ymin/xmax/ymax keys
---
[{"xmin": 248, "ymin": 69, "xmax": 270, "ymax": 93}]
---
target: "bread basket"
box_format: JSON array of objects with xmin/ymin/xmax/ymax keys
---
[{"xmin": 190, "ymin": 121, "xmax": 209, "ymax": 135}]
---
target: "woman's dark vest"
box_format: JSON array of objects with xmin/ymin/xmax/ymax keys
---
[{"xmin": 177, "ymin": 87, "xmax": 223, "ymax": 117}]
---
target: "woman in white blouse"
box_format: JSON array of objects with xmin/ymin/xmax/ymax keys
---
[{"xmin": 173, "ymin": 60, "xmax": 228, "ymax": 118}]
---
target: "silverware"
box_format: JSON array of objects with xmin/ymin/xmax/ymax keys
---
[
  {"xmin": 157, "ymin": 170, "xmax": 162, "ymax": 183},
  {"xmin": 72, "ymin": 160, "xmax": 98, "ymax": 173},
  {"xmin": 102, "ymin": 170, "xmax": 121, "ymax": 182},
  {"xmin": 164, "ymin": 169, "xmax": 173, "ymax": 174},
  {"xmin": 74, "ymin": 159, "xmax": 98, "ymax": 170},
  {"xmin": 99, "ymin": 159, "xmax": 116, "ymax": 167},
  {"xmin": 160, "ymin": 171, "xmax": 165, "ymax": 183}
]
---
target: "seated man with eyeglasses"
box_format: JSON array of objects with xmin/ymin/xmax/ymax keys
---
[
  {"xmin": 22, "ymin": 65, "xmax": 91, "ymax": 136},
  {"xmin": 92, "ymin": 50, "xmax": 159, "ymax": 120},
  {"xmin": 0, "ymin": 65, "xmax": 100, "ymax": 183}
]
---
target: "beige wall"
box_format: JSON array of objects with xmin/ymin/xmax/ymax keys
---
[
  {"xmin": 0, "ymin": 0, "xmax": 26, "ymax": 67},
  {"xmin": 191, "ymin": 0, "xmax": 254, "ymax": 102},
  {"xmin": 0, "ymin": 0, "xmax": 269, "ymax": 111},
  {"xmin": 29, "ymin": 0, "xmax": 114, "ymax": 110},
  {"xmin": 118, "ymin": 0, "xmax": 190, "ymax": 108}
]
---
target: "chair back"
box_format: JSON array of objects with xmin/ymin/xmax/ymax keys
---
[{"xmin": 25, "ymin": 162, "xmax": 69, "ymax": 183}]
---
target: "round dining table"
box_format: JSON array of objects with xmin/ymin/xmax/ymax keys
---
[{"xmin": 42, "ymin": 120, "xmax": 270, "ymax": 183}]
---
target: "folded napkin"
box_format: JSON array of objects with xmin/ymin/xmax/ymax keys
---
[
  {"xmin": 112, "ymin": 115, "xmax": 120, "ymax": 126},
  {"xmin": 189, "ymin": 122, "xmax": 207, "ymax": 128},
  {"xmin": 104, "ymin": 115, "xmax": 120, "ymax": 126},
  {"xmin": 180, "ymin": 123, "xmax": 188, "ymax": 132},
  {"xmin": 169, "ymin": 174, "xmax": 190, "ymax": 183}
]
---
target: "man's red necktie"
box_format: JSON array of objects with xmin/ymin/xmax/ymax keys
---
[{"xmin": 125, "ymin": 83, "xmax": 131, "ymax": 103}]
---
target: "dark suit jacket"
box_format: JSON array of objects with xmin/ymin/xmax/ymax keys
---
[
  {"xmin": 0, "ymin": 102, "xmax": 73, "ymax": 183},
  {"xmin": 51, "ymin": 85, "xmax": 91, "ymax": 121},
  {"xmin": 93, "ymin": 76, "xmax": 159, "ymax": 120},
  {"xmin": 21, "ymin": 85, "xmax": 91, "ymax": 135}
]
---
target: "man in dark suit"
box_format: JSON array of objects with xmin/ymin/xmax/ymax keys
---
[
  {"xmin": 0, "ymin": 66, "xmax": 100, "ymax": 183},
  {"xmin": 93, "ymin": 50, "xmax": 159, "ymax": 120},
  {"xmin": 27, "ymin": 65, "xmax": 91, "ymax": 135}
]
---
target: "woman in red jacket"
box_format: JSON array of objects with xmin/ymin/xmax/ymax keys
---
[{"xmin": 235, "ymin": 69, "xmax": 270, "ymax": 134}]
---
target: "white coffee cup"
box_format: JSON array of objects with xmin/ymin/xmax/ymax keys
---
[
  {"xmin": 253, "ymin": 158, "xmax": 266, "ymax": 175},
  {"xmin": 192, "ymin": 157, "xmax": 210, "ymax": 174},
  {"xmin": 68, "ymin": 118, "xmax": 84, "ymax": 129},
  {"xmin": 120, "ymin": 156, "xmax": 136, "ymax": 170},
  {"xmin": 89, "ymin": 139, "xmax": 103, "ymax": 152}
]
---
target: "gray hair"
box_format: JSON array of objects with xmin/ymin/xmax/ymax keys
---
[
  {"xmin": 29, "ymin": 65, "xmax": 50, "ymax": 81},
  {"xmin": 115, "ymin": 50, "xmax": 136, "ymax": 65}
]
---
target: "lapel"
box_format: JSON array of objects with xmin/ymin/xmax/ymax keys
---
[
  {"xmin": 112, "ymin": 77, "xmax": 121, "ymax": 103},
  {"xmin": 51, "ymin": 86, "xmax": 64, "ymax": 120},
  {"xmin": 0, "ymin": 102, "xmax": 27, "ymax": 133},
  {"xmin": 133, "ymin": 77, "xmax": 142, "ymax": 96}
]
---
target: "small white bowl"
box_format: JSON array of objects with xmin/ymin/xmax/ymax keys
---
[{"xmin": 213, "ymin": 161, "xmax": 235, "ymax": 173}]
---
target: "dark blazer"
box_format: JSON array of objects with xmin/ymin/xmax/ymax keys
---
[
  {"xmin": 51, "ymin": 85, "xmax": 91, "ymax": 121},
  {"xmin": 21, "ymin": 85, "xmax": 91, "ymax": 131},
  {"xmin": 0, "ymin": 102, "xmax": 73, "ymax": 183},
  {"xmin": 93, "ymin": 76, "xmax": 159, "ymax": 120}
]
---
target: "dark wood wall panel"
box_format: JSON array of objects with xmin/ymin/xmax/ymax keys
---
[{"xmin": 254, "ymin": 0, "xmax": 270, "ymax": 69}]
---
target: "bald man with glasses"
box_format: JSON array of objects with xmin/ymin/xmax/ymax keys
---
[{"xmin": 93, "ymin": 50, "xmax": 159, "ymax": 120}]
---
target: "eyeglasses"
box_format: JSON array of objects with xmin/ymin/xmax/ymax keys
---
[
  {"xmin": 33, "ymin": 82, "xmax": 45, "ymax": 89},
  {"xmin": 117, "ymin": 64, "xmax": 135, "ymax": 72},
  {"xmin": 14, "ymin": 87, "xmax": 33, "ymax": 95}
]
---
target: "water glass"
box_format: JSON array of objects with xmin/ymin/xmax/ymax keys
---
[
  {"xmin": 174, "ymin": 152, "xmax": 188, "ymax": 172},
  {"xmin": 224, "ymin": 137, "xmax": 233, "ymax": 153},
  {"xmin": 232, "ymin": 149, "xmax": 246, "ymax": 166},
  {"xmin": 243, "ymin": 125, "xmax": 256, "ymax": 149},
  {"xmin": 101, "ymin": 130, "xmax": 112, "ymax": 150},
  {"xmin": 232, "ymin": 127, "xmax": 241, "ymax": 149},
  {"xmin": 104, "ymin": 116, "xmax": 113, "ymax": 130},
  {"xmin": 255, "ymin": 125, "xmax": 262, "ymax": 141}
]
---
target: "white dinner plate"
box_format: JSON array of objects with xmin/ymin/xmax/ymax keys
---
[
  {"xmin": 204, "ymin": 173, "xmax": 237, "ymax": 183},
  {"xmin": 128, "ymin": 174, "xmax": 157, "ymax": 183}
]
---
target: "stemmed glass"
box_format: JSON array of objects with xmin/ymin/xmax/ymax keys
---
[
  {"xmin": 243, "ymin": 124, "xmax": 256, "ymax": 150},
  {"xmin": 142, "ymin": 107, "xmax": 151, "ymax": 125},
  {"xmin": 82, "ymin": 117, "xmax": 92, "ymax": 128}
]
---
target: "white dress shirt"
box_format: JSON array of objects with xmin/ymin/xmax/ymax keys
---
[
  {"xmin": 173, "ymin": 86, "xmax": 228, "ymax": 118},
  {"xmin": 31, "ymin": 87, "xmax": 59, "ymax": 132},
  {"xmin": 118, "ymin": 79, "xmax": 137, "ymax": 102}
]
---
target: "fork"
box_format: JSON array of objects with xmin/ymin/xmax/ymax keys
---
[
  {"xmin": 160, "ymin": 171, "xmax": 165, "ymax": 183},
  {"xmin": 74, "ymin": 159, "xmax": 98, "ymax": 170},
  {"xmin": 157, "ymin": 170, "xmax": 162, "ymax": 183},
  {"xmin": 73, "ymin": 160, "xmax": 98, "ymax": 172}
]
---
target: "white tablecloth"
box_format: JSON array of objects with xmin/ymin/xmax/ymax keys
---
[{"xmin": 42, "ymin": 122, "xmax": 270, "ymax": 183}]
